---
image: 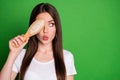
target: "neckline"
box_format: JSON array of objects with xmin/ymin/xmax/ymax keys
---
[{"xmin": 33, "ymin": 58, "xmax": 54, "ymax": 64}]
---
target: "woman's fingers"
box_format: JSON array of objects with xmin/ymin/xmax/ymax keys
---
[
  {"xmin": 10, "ymin": 35, "xmax": 27, "ymax": 48},
  {"xmin": 11, "ymin": 39, "xmax": 18, "ymax": 47},
  {"xmin": 13, "ymin": 37, "xmax": 22, "ymax": 47}
]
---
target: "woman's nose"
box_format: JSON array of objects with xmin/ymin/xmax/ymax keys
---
[{"xmin": 43, "ymin": 25, "xmax": 48, "ymax": 33}]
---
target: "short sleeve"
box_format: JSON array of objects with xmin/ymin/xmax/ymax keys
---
[
  {"xmin": 12, "ymin": 49, "xmax": 26, "ymax": 73},
  {"xmin": 63, "ymin": 50, "xmax": 77, "ymax": 76}
]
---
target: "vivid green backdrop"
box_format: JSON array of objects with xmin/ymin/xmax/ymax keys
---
[{"xmin": 0, "ymin": 0, "xmax": 120, "ymax": 80}]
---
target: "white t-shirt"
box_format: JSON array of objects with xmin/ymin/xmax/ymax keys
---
[{"xmin": 12, "ymin": 49, "xmax": 77, "ymax": 80}]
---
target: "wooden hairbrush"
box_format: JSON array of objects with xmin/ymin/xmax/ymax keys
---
[{"xmin": 12, "ymin": 19, "xmax": 44, "ymax": 47}]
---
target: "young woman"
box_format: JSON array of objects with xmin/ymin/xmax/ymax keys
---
[{"xmin": 0, "ymin": 3, "xmax": 77, "ymax": 80}]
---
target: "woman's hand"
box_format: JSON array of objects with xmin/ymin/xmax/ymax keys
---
[{"xmin": 9, "ymin": 35, "xmax": 29, "ymax": 57}]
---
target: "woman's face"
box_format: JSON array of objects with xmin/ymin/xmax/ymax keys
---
[{"xmin": 36, "ymin": 12, "xmax": 56, "ymax": 44}]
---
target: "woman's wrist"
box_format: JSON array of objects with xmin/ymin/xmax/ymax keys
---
[{"xmin": 8, "ymin": 51, "xmax": 19, "ymax": 61}]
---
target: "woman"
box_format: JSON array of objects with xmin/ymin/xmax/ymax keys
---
[{"xmin": 0, "ymin": 3, "xmax": 76, "ymax": 80}]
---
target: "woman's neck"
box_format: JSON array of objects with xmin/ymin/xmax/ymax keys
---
[
  {"xmin": 37, "ymin": 42, "xmax": 53, "ymax": 54},
  {"xmin": 34, "ymin": 42, "xmax": 54, "ymax": 62}
]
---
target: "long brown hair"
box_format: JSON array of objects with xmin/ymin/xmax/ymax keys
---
[{"xmin": 20, "ymin": 3, "xmax": 66, "ymax": 80}]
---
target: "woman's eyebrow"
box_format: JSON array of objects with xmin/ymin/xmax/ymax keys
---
[{"xmin": 48, "ymin": 20, "xmax": 54, "ymax": 22}]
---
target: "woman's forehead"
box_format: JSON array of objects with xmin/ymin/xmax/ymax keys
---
[{"xmin": 36, "ymin": 12, "xmax": 54, "ymax": 22}]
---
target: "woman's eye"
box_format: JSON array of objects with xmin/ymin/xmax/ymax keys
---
[{"xmin": 49, "ymin": 23, "xmax": 55, "ymax": 27}]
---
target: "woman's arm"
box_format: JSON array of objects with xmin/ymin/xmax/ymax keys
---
[
  {"xmin": 0, "ymin": 52, "xmax": 18, "ymax": 80},
  {"xmin": 11, "ymin": 71, "xmax": 18, "ymax": 80},
  {"xmin": 66, "ymin": 75, "xmax": 74, "ymax": 80},
  {"xmin": 0, "ymin": 35, "xmax": 28, "ymax": 80}
]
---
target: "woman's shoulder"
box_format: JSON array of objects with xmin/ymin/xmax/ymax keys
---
[
  {"xmin": 63, "ymin": 49, "xmax": 74, "ymax": 60},
  {"xmin": 63, "ymin": 49, "xmax": 77, "ymax": 75},
  {"xmin": 19, "ymin": 49, "xmax": 26, "ymax": 56},
  {"xmin": 16, "ymin": 49, "xmax": 26, "ymax": 60},
  {"xmin": 12, "ymin": 49, "xmax": 26, "ymax": 72}
]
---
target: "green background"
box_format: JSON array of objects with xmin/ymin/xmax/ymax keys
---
[{"xmin": 0, "ymin": 0, "xmax": 120, "ymax": 80}]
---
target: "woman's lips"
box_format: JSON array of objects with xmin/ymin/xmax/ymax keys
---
[{"xmin": 43, "ymin": 35, "xmax": 48, "ymax": 40}]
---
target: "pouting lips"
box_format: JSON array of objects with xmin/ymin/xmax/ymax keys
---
[{"xmin": 43, "ymin": 36, "xmax": 49, "ymax": 40}]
